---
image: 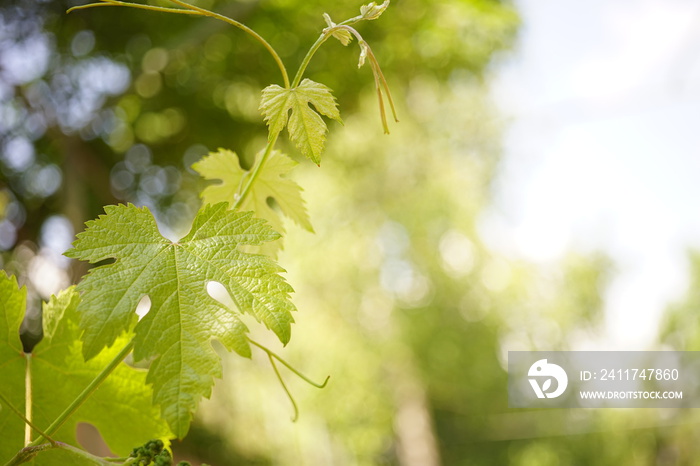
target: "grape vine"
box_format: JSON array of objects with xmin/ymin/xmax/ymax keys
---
[{"xmin": 0, "ymin": 0, "xmax": 395, "ymax": 464}]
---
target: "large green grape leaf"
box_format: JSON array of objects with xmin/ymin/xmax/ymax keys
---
[
  {"xmin": 0, "ymin": 273, "xmax": 171, "ymax": 465},
  {"xmin": 192, "ymin": 148, "xmax": 313, "ymax": 256},
  {"xmin": 260, "ymin": 78, "xmax": 342, "ymax": 165},
  {"xmin": 65, "ymin": 203, "xmax": 296, "ymax": 437}
]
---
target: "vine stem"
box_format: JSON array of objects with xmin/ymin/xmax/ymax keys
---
[
  {"xmin": 0, "ymin": 388, "xmax": 53, "ymax": 447},
  {"xmin": 24, "ymin": 355, "xmax": 32, "ymax": 445},
  {"xmin": 4, "ymin": 441, "xmax": 113, "ymax": 466},
  {"xmin": 332, "ymin": 24, "xmax": 398, "ymax": 133},
  {"xmin": 247, "ymin": 338, "xmax": 329, "ymax": 423},
  {"xmin": 68, "ymin": 0, "xmax": 290, "ymax": 88},
  {"xmin": 231, "ymin": 133, "xmax": 279, "ymax": 210},
  {"xmin": 291, "ymin": 15, "xmax": 364, "ymax": 88},
  {"xmin": 292, "ymin": 33, "xmax": 331, "ymax": 88},
  {"xmin": 268, "ymin": 353, "xmax": 298, "ymax": 421},
  {"xmin": 26, "ymin": 339, "xmax": 135, "ymax": 448},
  {"xmin": 233, "ymin": 14, "xmax": 342, "ymax": 204},
  {"xmin": 164, "ymin": 0, "xmax": 290, "ymax": 88},
  {"xmin": 247, "ymin": 338, "xmax": 329, "ymax": 388}
]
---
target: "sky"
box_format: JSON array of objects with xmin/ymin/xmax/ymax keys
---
[{"xmin": 491, "ymin": 0, "xmax": 700, "ymax": 348}]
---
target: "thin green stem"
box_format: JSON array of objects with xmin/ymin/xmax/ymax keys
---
[
  {"xmin": 4, "ymin": 442, "xmax": 53, "ymax": 466},
  {"xmin": 57, "ymin": 443, "xmax": 114, "ymax": 465},
  {"xmin": 68, "ymin": 0, "xmax": 202, "ymax": 16},
  {"xmin": 291, "ymin": 33, "xmax": 331, "ymax": 88},
  {"xmin": 291, "ymin": 15, "xmax": 365, "ymax": 88},
  {"xmin": 247, "ymin": 338, "xmax": 330, "ymax": 389},
  {"xmin": 27, "ymin": 339, "xmax": 135, "ymax": 448},
  {"xmin": 364, "ymin": 43, "xmax": 398, "ymax": 125},
  {"xmin": 330, "ymin": 25, "xmax": 397, "ymax": 133},
  {"xmin": 268, "ymin": 353, "xmax": 298, "ymax": 422},
  {"xmin": 165, "ymin": 0, "xmax": 289, "ymax": 87},
  {"xmin": 248, "ymin": 338, "xmax": 329, "ymax": 422},
  {"xmin": 4, "ymin": 442, "xmax": 113, "ymax": 466},
  {"xmin": 24, "ymin": 354, "xmax": 32, "ymax": 445},
  {"xmin": 231, "ymin": 133, "xmax": 279, "ymax": 210},
  {"xmin": 68, "ymin": 0, "xmax": 289, "ymax": 87},
  {"xmin": 0, "ymin": 389, "xmax": 53, "ymax": 447}
]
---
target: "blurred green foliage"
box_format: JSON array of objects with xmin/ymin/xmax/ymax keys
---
[
  {"xmin": 2, "ymin": 0, "xmax": 699, "ymax": 464},
  {"xmin": 0, "ymin": 0, "xmax": 518, "ymax": 264},
  {"xmin": 662, "ymin": 251, "xmax": 700, "ymax": 350}
]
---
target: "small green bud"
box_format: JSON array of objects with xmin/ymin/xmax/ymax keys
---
[
  {"xmin": 360, "ymin": 0, "xmax": 389, "ymax": 20},
  {"xmin": 358, "ymin": 41, "xmax": 369, "ymax": 68}
]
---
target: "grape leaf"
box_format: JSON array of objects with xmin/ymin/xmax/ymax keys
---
[
  {"xmin": 360, "ymin": 0, "xmax": 390, "ymax": 20},
  {"xmin": 65, "ymin": 203, "xmax": 296, "ymax": 437},
  {"xmin": 0, "ymin": 273, "xmax": 171, "ymax": 465},
  {"xmin": 323, "ymin": 13, "xmax": 353, "ymax": 46},
  {"xmin": 192, "ymin": 148, "xmax": 313, "ymax": 256},
  {"xmin": 260, "ymin": 78, "xmax": 342, "ymax": 165}
]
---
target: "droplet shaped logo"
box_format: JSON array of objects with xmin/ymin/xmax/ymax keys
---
[{"xmin": 528, "ymin": 359, "xmax": 568, "ymax": 399}]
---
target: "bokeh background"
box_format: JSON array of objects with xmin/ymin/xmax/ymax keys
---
[{"xmin": 1, "ymin": 0, "xmax": 700, "ymax": 464}]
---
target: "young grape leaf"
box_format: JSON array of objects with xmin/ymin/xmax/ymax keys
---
[
  {"xmin": 0, "ymin": 273, "xmax": 171, "ymax": 465},
  {"xmin": 360, "ymin": 0, "xmax": 390, "ymax": 20},
  {"xmin": 260, "ymin": 78, "xmax": 342, "ymax": 165},
  {"xmin": 65, "ymin": 203, "xmax": 296, "ymax": 437},
  {"xmin": 323, "ymin": 13, "xmax": 353, "ymax": 46},
  {"xmin": 192, "ymin": 148, "xmax": 313, "ymax": 256}
]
